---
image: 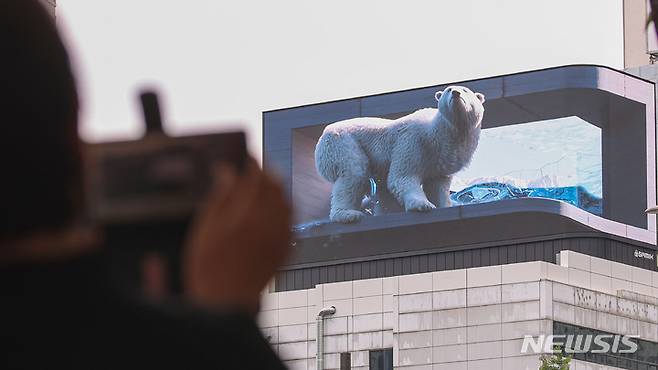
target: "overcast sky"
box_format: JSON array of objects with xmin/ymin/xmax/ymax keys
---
[{"xmin": 56, "ymin": 0, "xmax": 624, "ymax": 156}]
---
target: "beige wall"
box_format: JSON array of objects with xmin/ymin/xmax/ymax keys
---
[
  {"xmin": 260, "ymin": 251, "xmax": 658, "ymax": 369},
  {"xmin": 624, "ymin": 0, "xmax": 651, "ymax": 68}
]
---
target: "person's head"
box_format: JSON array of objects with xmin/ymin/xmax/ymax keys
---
[{"xmin": 0, "ymin": 0, "xmax": 82, "ymax": 241}]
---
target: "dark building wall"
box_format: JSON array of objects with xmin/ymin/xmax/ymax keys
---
[{"xmin": 276, "ymin": 235, "xmax": 657, "ymax": 291}]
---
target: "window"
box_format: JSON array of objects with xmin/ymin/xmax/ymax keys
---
[
  {"xmin": 340, "ymin": 352, "xmax": 351, "ymax": 370},
  {"xmin": 554, "ymin": 322, "xmax": 658, "ymax": 369},
  {"xmin": 369, "ymin": 348, "xmax": 393, "ymax": 370}
]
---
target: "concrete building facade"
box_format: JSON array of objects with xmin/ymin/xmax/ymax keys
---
[
  {"xmin": 259, "ymin": 251, "xmax": 658, "ymax": 370},
  {"xmin": 623, "ymin": 0, "xmax": 652, "ymax": 68}
]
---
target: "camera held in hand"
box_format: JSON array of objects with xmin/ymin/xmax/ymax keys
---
[{"xmin": 86, "ymin": 91, "xmax": 247, "ymax": 293}]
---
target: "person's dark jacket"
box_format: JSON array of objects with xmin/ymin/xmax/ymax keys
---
[{"xmin": 0, "ymin": 252, "xmax": 285, "ymax": 370}]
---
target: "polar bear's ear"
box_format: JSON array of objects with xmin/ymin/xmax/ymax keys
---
[
  {"xmin": 475, "ymin": 92, "xmax": 485, "ymax": 104},
  {"xmin": 434, "ymin": 91, "xmax": 443, "ymax": 101}
]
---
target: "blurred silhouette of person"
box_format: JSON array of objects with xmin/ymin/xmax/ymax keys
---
[{"xmin": 0, "ymin": 1, "xmax": 291, "ymax": 369}]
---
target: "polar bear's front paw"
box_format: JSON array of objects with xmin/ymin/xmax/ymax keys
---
[
  {"xmin": 330, "ymin": 209, "xmax": 365, "ymax": 223},
  {"xmin": 405, "ymin": 197, "xmax": 436, "ymax": 212}
]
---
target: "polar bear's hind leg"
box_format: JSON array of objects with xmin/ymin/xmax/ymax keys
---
[
  {"xmin": 320, "ymin": 136, "xmax": 369, "ymax": 223},
  {"xmin": 330, "ymin": 174, "xmax": 369, "ymax": 223}
]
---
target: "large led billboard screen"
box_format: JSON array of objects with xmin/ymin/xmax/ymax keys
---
[{"xmin": 263, "ymin": 65, "xmax": 656, "ymax": 270}]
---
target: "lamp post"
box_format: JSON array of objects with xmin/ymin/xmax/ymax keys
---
[{"xmin": 316, "ymin": 306, "xmax": 336, "ymax": 370}]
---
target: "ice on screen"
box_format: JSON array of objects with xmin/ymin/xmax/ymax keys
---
[{"xmin": 449, "ymin": 117, "xmax": 602, "ymax": 215}]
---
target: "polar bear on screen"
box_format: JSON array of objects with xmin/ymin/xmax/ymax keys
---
[{"xmin": 314, "ymin": 86, "xmax": 485, "ymax": 223}]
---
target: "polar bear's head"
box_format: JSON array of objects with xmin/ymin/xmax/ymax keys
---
[{"xmin": 435, "ymin": 86, "xmax": 485, "ymax": 129}]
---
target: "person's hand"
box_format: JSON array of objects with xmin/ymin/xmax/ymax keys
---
[{"xmin": 183, "ymin": 158, "xmax": 292, "ymax": 313}]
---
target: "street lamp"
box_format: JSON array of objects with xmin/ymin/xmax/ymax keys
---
[{"xmin": 646, "ymin": 206, "xmax": 658, "ymax": 214}]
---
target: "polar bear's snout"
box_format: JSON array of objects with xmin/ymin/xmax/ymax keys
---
[
  {"xmin": 448, "ymin": 88, "xmax": 461, "ymax": 97},
  {"xmin": 436, "ymin": 86, "xmax": 485, "ymax": 128}
]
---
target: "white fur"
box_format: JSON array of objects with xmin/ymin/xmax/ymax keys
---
[{"xmin": 315, "ymin": 86, "xmax": 485, "ymax": 223}]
